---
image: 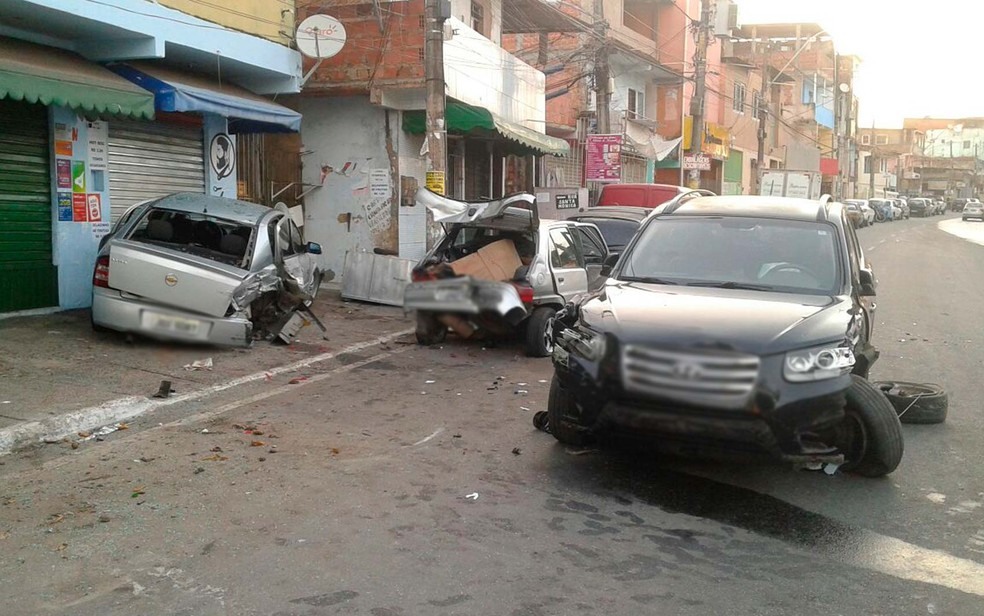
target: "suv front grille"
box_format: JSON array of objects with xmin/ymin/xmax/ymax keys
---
[{"xmin": 622, "ymin": 345, "xmax": 760, "ymax": 409}]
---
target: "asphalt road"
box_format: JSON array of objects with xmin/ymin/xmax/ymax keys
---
[{"xmin": 1, "ymin": 213, "xmax": 983, "ymax": 615}]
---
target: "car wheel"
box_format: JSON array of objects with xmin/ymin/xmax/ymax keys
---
[
  {"xmin": 872, "ymin": 381, "xmax": 947, "ymax": 424},
  {"xmin": 832, "ymin": 375, "xmax": 904, "ymax": 477},
  {"xmin": 525, "ymin": 306, "xmax": 557, "ymax": 357},
  {"xmin": 547, "ymin": 376, "xmax": 593, "ymax": 446},
  {"xmin": 415, "ymin": 311, "xmax": 447, "ymax": 346}
]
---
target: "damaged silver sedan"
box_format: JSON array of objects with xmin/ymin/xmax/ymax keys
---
[{"xmin": 91, "ymin": 193, "xmax": 322, "ymax": 347}]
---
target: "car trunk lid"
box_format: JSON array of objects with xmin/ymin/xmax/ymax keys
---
[
  {"xmin": 415, "ymin": 187, "xmax": 538, "ymax": 233},
  {"xmin": 107, "ymin": 240, "xmax": 249, "ymax": 317}
]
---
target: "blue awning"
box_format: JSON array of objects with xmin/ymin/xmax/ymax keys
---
[{"xmin": 108, "ymin": 63, "xmax": 301, "ymax": 133}]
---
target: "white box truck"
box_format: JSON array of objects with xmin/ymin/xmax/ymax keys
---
[{"xmin": 759, "ymin": 170, "xmax": 823, "ymax": 199}]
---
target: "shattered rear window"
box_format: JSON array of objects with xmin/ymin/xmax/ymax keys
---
[{"xmin": 126, "ymin": 208, "xmax": 255, "ymax": 269}]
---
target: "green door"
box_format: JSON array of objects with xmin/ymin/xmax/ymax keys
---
[{"xmin": 0, "ymin": 99, "xmax": 57, "ymax": 312}]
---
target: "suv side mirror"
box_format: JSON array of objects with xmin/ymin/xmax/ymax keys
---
[
  {"xmin": 859, "ymin": 269, "xmax": 876, "ymax": 296},
  {"xmin": 306, "ymin": 241, "xmax": 323, "ymax": 255},
  {"xmin": 600, "ymin": 252, "xmax": 620, "ymax": 277}
]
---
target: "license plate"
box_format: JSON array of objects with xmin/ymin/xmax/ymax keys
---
[{"xmin": 142, "ymin": 311, "xmax": 202, "ymax": 335}]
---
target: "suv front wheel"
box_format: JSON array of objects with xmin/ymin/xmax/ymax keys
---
[{"xmin": 830, "ymin": 375, "xmax": 904, "ymax": 477}]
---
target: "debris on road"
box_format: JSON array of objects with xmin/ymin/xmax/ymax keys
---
[
  {"xmin": 250, "ymin": 441, "xmax": 265, "ymax": 447},
  {"xmin": 288, "ymin": 376, "xmax": 308, "ymax": 385},
  {"xmin": 131, "ymin": 487, "xmax": 146, "ymax": 498},
  {"xmin": 202, "ymin": 454, "xmax": 228, "ymax": 462},
  {"xmin": 184, "ymin": 358, "xmax": 214, "ymax": 371},
  {"xmin": 194, "ymin": 467, "xmax": 205, "ymax": 475},
  {"xmin": 532, "ymin": 411, "xmax": 550, "ymax": 433},
  {"xmin": 464, "ymin": 492, "xmax": 479, "ymax": 501},
  {"xmin": 511, "ymin": 447, "xmax": 522, "ymax": 456},
  {"xmin": 515, "ymin": 389, "xmax": 529, "ymax": 395},
  {"xmin": 152, "ymin": 380, "xmax": 173, "ymax": 399}
]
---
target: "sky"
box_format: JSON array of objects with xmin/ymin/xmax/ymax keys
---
[{"xmin": 734, "ymin": 0, "xmax": 982, "ymax": 128}]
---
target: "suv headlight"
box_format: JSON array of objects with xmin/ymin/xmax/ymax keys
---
[{"xmin": 783, "ymin": 344, "xmax": 855, "ymax": 382}]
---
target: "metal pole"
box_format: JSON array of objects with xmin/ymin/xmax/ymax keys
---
[
  {"xmin": 593, "ymin": 0, "xmax": 610, "ymax": 135},
  {"xmin": 424, "ymin": 0, "xmax": 447, "ymax": 192},
  {"xmin": 755, "ymin": 46, "xmax": 769, "ymax": 194},
  {"xmin": 687, "ymin": 0, "xmax": 714, "ymax": 189},
  {"xmin": 869, "ymin": 121, "xmax": 876, "ymax": 199}
]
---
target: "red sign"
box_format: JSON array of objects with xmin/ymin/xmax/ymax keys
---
[
  {"xmin": 820, "ymin": 157, "xmax": 839, "ymax": 176},
  {"xmin": 87, "ymin": 194, "xmax": 102, "ymax": 222},
  {"xmin": 72, "ymin": 193, "xmax": 88, "ymax": 222},
  {"xmin": 585, "ymin": 134, "xmax": 622, "ymax": 183}
]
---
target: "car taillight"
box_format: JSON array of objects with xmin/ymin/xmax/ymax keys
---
[
  {"xmin": 93, "ymin": 256, "xmax": 110, "ymax": 288},
  {"xmin": 512, "ymin": 282, "xmax": 535, "ymax": 305}
]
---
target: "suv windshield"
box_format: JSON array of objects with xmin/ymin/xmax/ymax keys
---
[{"xmin": 619, "ymin": 217, "xmax": 841, "ymax": 294}]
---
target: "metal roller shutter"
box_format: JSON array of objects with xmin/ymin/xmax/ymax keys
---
[
  {"xmin": 108, "ymin": 120, "xmax": 205, "ymax": 222},
  {"xmin": 0, "ymin": 99, "xmax": 57, "ymax": 312}
]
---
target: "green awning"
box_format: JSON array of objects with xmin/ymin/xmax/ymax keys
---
[
  {"xmin": 0, "ymin": 38, "xmax": 155, "ymax": 120},
  {"xmin": 403, "ymin": 100, "xmax": 569, "ymax": 156}
]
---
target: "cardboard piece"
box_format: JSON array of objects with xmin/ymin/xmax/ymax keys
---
[{"xmin": 450, "ymin": 239, "xmax": 522, "ymax": 282}]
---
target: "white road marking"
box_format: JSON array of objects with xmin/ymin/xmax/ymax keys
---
[
  {"xmin": 410, "ymin": 427, "xmax": 445, "ymax": 447},
  {"xmin": 0, "ymin": 328, "xmax": 414, "ymax": 455}
]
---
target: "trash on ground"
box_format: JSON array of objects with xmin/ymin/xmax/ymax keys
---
[
  {"xmin": 464, "ymin": 492, "xmax": 479, "ymax": 500},
  {"xmin": 512, "ymin": 447, "xmax": 522, "ymax": 456},
  {"xmin": 823, "ymin": 463, "xmax": 841, "ymax": 475},
  {"xmin": 194, "ymin": 467, "xmax": 205, "ymax": 475},
  {"xmin": 210, "ymin": 446, "xmax": 223, "ymax": 453},
  {"xmin": 288, "ymin": 376, "xmax": 308, "ymax": 385},
  {"xmin": 131, "ymin": 487, "xmax": 146, "ymax": 498},
  {"xmin": 152, "ymin": 380, "xmax": 173, "ymax": 399},
  {"xmin": 250, "ymin": 441, "xmax": 265, "ymax": 447},
  {"xmin": 425, "ymin": 379, "xmax": 436, "ymax": 384},
  {"xmin": 202, "ymin": 454, "xmax": 228, "ymax": 462},
  {"xmin": 201, "ymin": 428, "xmax": 210, "ymax": 434},
  {"xmin": 77, "ymin": 422, "xmax": 129, "ymax": 442},
  {"xmin": 533, "ymin": 411, "xmax": 550, "ymax": 433},
  {"xmin": 184, "ymin": 358, "xmax": 213, "ymax": 371},
  {"xmin": 515, "ymin": 389, "xmax": 529, "ymax": 395}
]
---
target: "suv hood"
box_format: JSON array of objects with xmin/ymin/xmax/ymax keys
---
[
  {"xmin": 416, "ymin": 187, "xmax": 538, "ymax": 232},
  {"xmin": 580, "ymin": 281, "xmax": 854, "ymax": 355}
]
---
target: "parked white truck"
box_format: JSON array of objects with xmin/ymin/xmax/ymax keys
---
[{"xmin": 759, "ymin": 170, "xmax": 823, "ymax": 199}]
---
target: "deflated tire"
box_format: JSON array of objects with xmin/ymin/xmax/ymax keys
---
[
  {"xmin": 835, "ymin": 375, "xmax": 905, "ymax": 477},
  {"xmin": 872, "ymin": 381, "xmax": 948, "ymax": 424}
]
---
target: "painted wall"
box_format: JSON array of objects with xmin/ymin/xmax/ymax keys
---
[
  {"xmin": 49, "ymin": 107, "xmax": 111, "ymax": 309},
  {"xmin": 398, "ymin": 127, "xmax": 429, "ymax": 261},
  {"xmin": 444, "ymin": 17, "xmax": 546, "ymax": 129},
  {"xmin": 158, "ymin": 0, "xmax": 294, "ymax": 46},
  {"xmin": 299, "ymin": 97, "xmax": 401, "ymax": 283},
  {"xmin": 451, "ymin": 0, "xmax": 503, "ymax": 44}
]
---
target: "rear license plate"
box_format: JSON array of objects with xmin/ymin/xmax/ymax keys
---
[{"xmin": 142, "ymin": 311, "xmax": 203, "ymax": 336}]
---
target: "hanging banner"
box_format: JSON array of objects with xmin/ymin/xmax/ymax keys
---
[{"xmin": 585, "ymin": 134, "xmax": 622, "ymax": 182}]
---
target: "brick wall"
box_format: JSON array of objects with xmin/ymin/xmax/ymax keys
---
[{"xmin": 300, "ymin": 1, "xmax": 426, "ymax": 93}]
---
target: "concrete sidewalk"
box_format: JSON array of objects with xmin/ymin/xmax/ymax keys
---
[{"xmin": 0, "ymin": 289, "xmax": 413, "ymax": 453}]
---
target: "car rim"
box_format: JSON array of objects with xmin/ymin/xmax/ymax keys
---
[
  {"xmin": 543, "ymin": 317, "xmax": 555, "ymax": 354},
  {"xmin": 833, "ymin": 410, "xmax": 868, "ymax": 467}
]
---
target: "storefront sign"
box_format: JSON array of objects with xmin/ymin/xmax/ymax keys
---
[
  {"xmin": 92, "ymin": 222, "xmax": 111, "ymax": 240},
  {"xmin": 682, "ymin": 153, "xmax": 712, "ymax": 171},
  {"xmin": 72, "ymin": 193, "xmax": 88, "ymax": 222},
  {"xmin": 209, "ymin": 133, "xmax": 236, "ymax": 180},
  {"xmin": 57, "ymin": 192, "xmax": 72, "ymax": 221},
  {"xmin": 585, "ymin": 134, "xmax": 622, "ymax": 182},
  {"xmin": 71, "ymin": 161, "xmax": 86, "ymax": 193},
  {"xmin": 55, "ymin": 141, "xmax": 73, "ymax": 157},
  {"xmin": 425, "ymin": 171, "xmax": 445, "ymax": 195},
  {"xmin": 556, "ymin": 194, "xmax": 579, "ymax": 210},
  {"xmin": 369, "ymin": 169, "xmax": 390, "ymax": 199},
  {"xmin": 87, "ymin": 194, "xmax": 102, "ymax": 222},
  {"xmin": 87, "ymin": 121, "xmax": 108, "ymax": 171},
  {"xmin": 56, "ymin": 160, "xmax": 71, "ymax": 189}
]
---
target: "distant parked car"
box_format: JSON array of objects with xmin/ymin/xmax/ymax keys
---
[
  {"xmin": 907, "ymin": 198, "xmax": 933, "ymax": 217},
  {"xmin": 844, "ymin": 202, "xmax": 866, "ymax": 228},
  {"xmin": 595, "ymin": 183, "xmax": 697, "ymax": 209},
  {"xmin": 894, "ymin": 199, "xmax": 910, "ymax": 219},
  {"xmin": 847, "ymin": 200, "xmax": 876, "ymax": 226},
  {"xmin": 567, "ymin": 206, "xmax": 653, "ymax": 256},
  {"xmin": 962, "ymin": 202, "xmax": 984, "ymax": 221}
]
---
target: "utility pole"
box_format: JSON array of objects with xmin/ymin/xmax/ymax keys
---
[
  {"xmin": 833, "ymin": 51, "xmax": 840, "ymax": 200},
  {"xmin": 687, "ymin": 0, "xmax": 715, "ymax": 189},
  {"xmin": 593, "ymin": 0, "xmax": 610, "ymax": 134},
  {"xmin": 869, "ymin": 121, "xmax": 876, "ymax": 199},
  {"xmin": 424, "ymin": 0, "xmax": 448, "ymax": 194},
  {"xmin": 755, "ymin": 46, "xmax": 769, "ymax": 194}
]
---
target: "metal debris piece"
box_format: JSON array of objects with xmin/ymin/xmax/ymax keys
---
[{"xmin": 184, "ymin": 358, "xmax": 213, "ymax": 371}]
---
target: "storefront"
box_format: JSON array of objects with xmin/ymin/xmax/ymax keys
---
[
  {"xmin": 0, "ymin": 37, "xmax": 155, "ymax": 313},
  {"xmin": 403, "ymin": 100, "xmax": 569, "ymax": 200}
]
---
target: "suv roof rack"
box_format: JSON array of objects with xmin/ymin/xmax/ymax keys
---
[
  {"xmin": 661, "ymin": 189, "xmax": 716, "ymax": 215},
  {"xmin": 817, "ymin": 194, "xmax": 833, "ymax": 222}
]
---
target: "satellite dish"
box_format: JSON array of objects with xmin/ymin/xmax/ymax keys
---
[{"xmin": 296, "ymin": 14, "xmax": 346, "ymax": 59}]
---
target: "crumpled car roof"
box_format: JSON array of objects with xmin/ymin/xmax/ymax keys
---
[{"xmin": 150, "ymin": 192, "xmax": 273, "ymax": 225}]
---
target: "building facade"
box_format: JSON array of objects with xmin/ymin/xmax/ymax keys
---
[{"xmin": 0, "ymin": 0, "xmax": 303, "ymax": 314}]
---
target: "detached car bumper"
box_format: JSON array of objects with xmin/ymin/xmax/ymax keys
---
[
  {"xmin": 403, "ymin": 278, "xmax": 528, "ymax": 325},
  {"xmin": 92, "ymin": 287, "xmax": 252, "ymax": 347}
]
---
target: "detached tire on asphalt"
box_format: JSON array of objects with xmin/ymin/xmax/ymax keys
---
[
  {"xmin": 415, "ymin": 311, "xmax": 447, "ymax": 346},
  {"xmin": 872, "ymin": 381, "xmax": 948, "ymax": 424},
  {"xmin": 525, "ymin": 306, "xmax": 557, "ymax": 357},
  {"xmin": 836, "ymin": 375, "xmax": 904, "ymax": 477},
  {"xmin": 547, "ymin": 376, "xmax": 592, "ymax": 447}
]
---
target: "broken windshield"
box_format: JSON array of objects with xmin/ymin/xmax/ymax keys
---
[{"xmin": 126, "ymin": 208, "xmax": 255, "ymax": 269}]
